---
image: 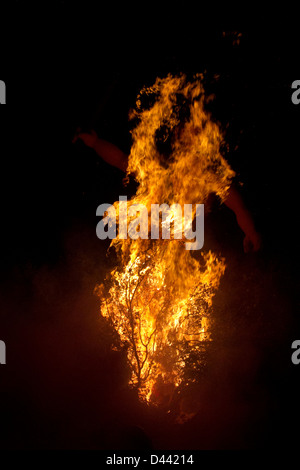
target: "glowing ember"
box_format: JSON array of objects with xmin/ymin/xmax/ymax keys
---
[{"xmin": 96, "ymin": 74, "xmax": 235, "ymax": 407}]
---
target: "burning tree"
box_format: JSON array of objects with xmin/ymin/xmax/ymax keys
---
[
  {"xmin": 98, "ymin": 244, "xmax": 225, "ymax": 402},
  {"xmin": 96, "ymin": 74, "xmax": 235, "ymax": 409}
]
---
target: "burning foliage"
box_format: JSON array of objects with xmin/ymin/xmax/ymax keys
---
[{"xmin": 95, "ymin": 74, "xmax": 235, "ymax": 415}]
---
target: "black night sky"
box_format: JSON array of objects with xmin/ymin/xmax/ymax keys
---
[{"xmin": 0, "ymin": 2, "xmax": 300, "ymax": 457}]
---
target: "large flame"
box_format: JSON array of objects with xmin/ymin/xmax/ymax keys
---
[{"xmin": 96, "ymin": 74, "xmax": 235, "ymax": 408}]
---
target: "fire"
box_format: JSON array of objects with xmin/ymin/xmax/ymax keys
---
[{"xmin": 96, "ymin": 74, "xmax": 235, "ymax": 408}]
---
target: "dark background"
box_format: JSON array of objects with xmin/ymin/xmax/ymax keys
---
[{"xmin": 0, "ymin": 3, "xmax": 300, "ymax": 451}]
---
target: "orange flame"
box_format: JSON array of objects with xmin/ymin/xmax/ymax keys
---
[{"xmin": 96, "ymin": 74, "xmax": 235, "ymax": 407}]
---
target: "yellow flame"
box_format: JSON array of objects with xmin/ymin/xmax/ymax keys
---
[{"xmin": 96, "ymin": 74, "xmax": 235, "ymax": 405}]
